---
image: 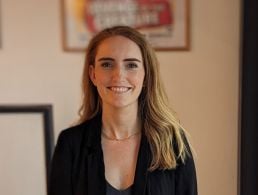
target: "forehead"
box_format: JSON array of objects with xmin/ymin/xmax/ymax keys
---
[{"xmin": 95, "ymin": 35, "xmax": 143, "ymax": 60}]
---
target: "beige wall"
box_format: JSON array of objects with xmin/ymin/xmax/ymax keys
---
[{"xmin": 0, "ymin": 0, "xmax": 241, "ymax": 195}]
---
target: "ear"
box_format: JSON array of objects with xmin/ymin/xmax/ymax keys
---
[{"xmin": 89, "ymin": 65, "xmax": 97, "ymax": 86}]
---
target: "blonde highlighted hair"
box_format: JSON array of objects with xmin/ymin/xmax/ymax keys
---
[{"xmin": 78, "ymin": 26, "xmax": 189, "ymax": 170}]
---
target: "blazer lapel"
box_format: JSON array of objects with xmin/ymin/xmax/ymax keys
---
[
  {"xmin": 133, "ymin": 135, "xmax": 151, "ymax": 195},
  {"xmin": 87, "ymin": 149, "xmax": 106, "ymax": 194}
]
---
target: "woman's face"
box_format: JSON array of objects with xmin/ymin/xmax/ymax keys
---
[{"xmin": 89, "ymin": 35, "xmax": 145, "ymax": 109}]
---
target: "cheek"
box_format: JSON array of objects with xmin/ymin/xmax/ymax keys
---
[
  {"xmin": 134, "ymin": 72, "xmax": 145, "ymax": 86},
  {"xmin": 95, "ymin": 72, "xmax": 109, "ymax": 85}
]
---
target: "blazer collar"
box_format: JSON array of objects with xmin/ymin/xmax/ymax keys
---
[{"xmin": 86, "ymin": 113, "xmax": 102, "ymax": 149}]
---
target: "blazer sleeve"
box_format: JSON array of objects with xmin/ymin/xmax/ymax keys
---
[
  {"xmin": 48, "ymin": 131, "xmax": 73, "ymax": 195},
  {"xmin": 175, "ymin": 136, "xmax": 198, "ymax": 195}
]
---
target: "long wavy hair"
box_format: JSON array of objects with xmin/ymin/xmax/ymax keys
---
[{"xmin": 78, "ymin": 26, "xmax": 189, "ymax": 170}]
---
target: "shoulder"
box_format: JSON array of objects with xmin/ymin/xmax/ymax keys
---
[
  {"xmin": 54, "ymin": 122, "xmax": 87, "ymax": 156},
  {"xmin": 58, "ymin": 122, "xmax": 88, "ymax": 140},
  {"xmin": 56, "ymin": 115, "xmax": 101, "ymax": 149}
]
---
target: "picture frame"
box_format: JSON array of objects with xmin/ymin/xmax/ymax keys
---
[
  {"xmin": 0, "ymin": 104, "xmax": 54, "ymax": 195},
  {"xmin": 61, "ymin": 0, "xmax": 190, "ymax": 52}
]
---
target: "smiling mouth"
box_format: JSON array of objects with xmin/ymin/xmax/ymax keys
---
[{"xmin": 108, "ymin": 86, "xmax": 132, "ymax": 93}]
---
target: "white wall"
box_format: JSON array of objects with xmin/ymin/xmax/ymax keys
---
[{"xmin": 0, "ymin": 0, "xmax": 241, "ymax": 195}]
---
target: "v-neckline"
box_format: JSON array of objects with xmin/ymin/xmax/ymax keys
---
[{"xmin": 106, "ymin": 180, "xmax": 133, "ymax": 192}]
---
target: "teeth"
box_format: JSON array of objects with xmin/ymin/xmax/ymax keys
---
[{"xmin": 110, "ymin": 87, "xmax": 130, "ymax": 92}]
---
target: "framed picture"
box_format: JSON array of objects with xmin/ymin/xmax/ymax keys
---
[
  {"xmin": 61, "ymin": 0, "xmax": 190, "ymax": 51},
  {"xmin": 0, "ymin": 105, "xmax": 54, "ymax": 195}
]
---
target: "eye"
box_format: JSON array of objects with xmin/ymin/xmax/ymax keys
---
[
  {"xmin": 100, "ymin": 62, "xmax": 112, "ymax": 68},
  {"xmin": 127, "ymin": 62, "xmax": 138, "ymax": 69}
]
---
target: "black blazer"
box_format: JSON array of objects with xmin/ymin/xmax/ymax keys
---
[{"xmin": 48, "ymin": 114, "xmax": 197, "ymax": 195}]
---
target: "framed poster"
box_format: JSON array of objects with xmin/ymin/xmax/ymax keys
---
[
  {"xmin": 0, "ymin": 105, "xmax": 54, "ymax": 195},
  {"xmin": 61, "ymin": 0, "xmax": 190, "ymax": 51}
]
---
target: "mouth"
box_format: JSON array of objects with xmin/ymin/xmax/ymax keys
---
[{"xmin": 107, "ymin": 86, "xmax": 132, "ymax": 93}]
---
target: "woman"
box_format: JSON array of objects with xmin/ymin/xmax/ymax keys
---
[{"xmin": 49, "ymin": 26, "xmax": 197, "ymax": 195}]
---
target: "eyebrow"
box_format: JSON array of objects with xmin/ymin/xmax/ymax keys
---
[{"xmin": 97, "ymin": 57, "xmax": 141, "ymax": 63}]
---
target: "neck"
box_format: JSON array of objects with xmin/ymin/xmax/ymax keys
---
[{"xmin": 101, "ymin": 104, "xmax": 141, "ymax": 139}]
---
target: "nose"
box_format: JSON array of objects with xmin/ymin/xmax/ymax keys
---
[{"xmin": 112, "ymin": 66, "xmax": 125, "ymax": 81}]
